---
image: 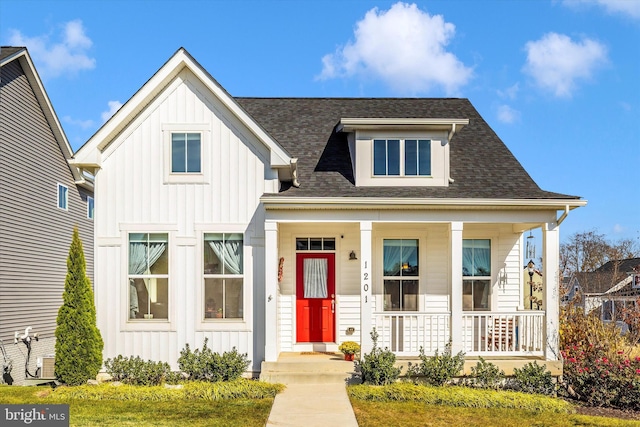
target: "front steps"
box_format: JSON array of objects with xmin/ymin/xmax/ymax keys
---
[{"xmin": 260, "ymin": 352, "xmax": 360, "ymax": 385}]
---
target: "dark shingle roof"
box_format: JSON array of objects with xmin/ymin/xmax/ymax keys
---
[
  {"xmin": 0, "ymin": 46, "xmax": 24, "ymax": 61},
  {"xmin": 577, "ymin": 258, "xmax": 640, "ymax": 294},
  {"xmin": 235, "ymin": 97, "xmax": 580, "ymax": 200}
]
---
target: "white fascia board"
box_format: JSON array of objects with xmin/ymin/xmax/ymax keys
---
[
  {"xmin": 261, "ymin": 197, "xmax": 588, "ymax": 211},
  {"xmin": 337, "ymin": 118, "xmax": 469, "ymax": 133},
  {"xmin": 6, "ymin": 49, "xmax": 83, "ymax": 182},
  {"xmin": 75, "ymin": 48, "xmax": 291, "ymax": 168}
]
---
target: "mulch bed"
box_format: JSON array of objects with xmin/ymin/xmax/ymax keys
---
[{"xmin": 573, "ymin": 404, "xmax": 640, "ymax": 421}]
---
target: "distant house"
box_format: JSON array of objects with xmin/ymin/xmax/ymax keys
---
[
  {"xmin": 523, "ymin": 263, "xmax": 543, "ymax": 310},
  {"xmin": 71, "ymin": 48, "xmax": 585, "ymax": 377},
  {"xmin": 569, "ymin": 258, "xmax": 640, "ymax": 326},
  {"xmin": 0, "ymin": 47, "xmax": 94, "ymax": 384}
]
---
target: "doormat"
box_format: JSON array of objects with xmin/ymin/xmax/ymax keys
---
[{"xmin": 300, "ymin": 351, "xmax": 337, "ymax": 355}]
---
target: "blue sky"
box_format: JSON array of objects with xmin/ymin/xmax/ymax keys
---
[{"xmin": 2, "ymin": 0, "xmax": 638, "ymax": 244}]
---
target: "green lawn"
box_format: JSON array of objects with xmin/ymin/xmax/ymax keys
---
[
  {"xmin": 350, "ymin": 400, "xmax": 640, "ymax": 427},
  {"xmin": 0, "ymin": 384, "xmax": 274, "ymax": 427}
]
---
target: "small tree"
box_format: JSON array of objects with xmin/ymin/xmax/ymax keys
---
[{"xmin": 54, "ymin": 227, "xmax": 104, "ymax": 385}]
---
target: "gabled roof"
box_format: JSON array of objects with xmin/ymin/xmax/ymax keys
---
[
  {"xmin": 0, "ymin": 46, "xmax": 86, "ymax": 186},
  {"xmin": 236, "ymin": 97, "xmax": 584, "ymax": 206},
  {"xmin": 574, "ymin": 258, "xmax": 640, "ymax": 294},
  {"xmin": 72, "ymin": 47, "xmax": 292, "ymax": 169}
]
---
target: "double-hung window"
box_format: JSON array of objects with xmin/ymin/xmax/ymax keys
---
[
  {"xmin": 128, "ymin": 233, "xmax": 169, "ymax": 320},
  {"xmin": 171, "ymin": 132, "xmax": 201, "ymax": 173},
  {"xmin": 382, "ymin": 239, "xmax": 418, "ymax": 311},
  {"xmin": 204, "ymin": 233, "xmax": 244, "ymax": 320},
  {"xmin": 462, "ymin": 239, "xmax": 491, "ymax": 311},
  {"xmin": 373, "ymin": 139, "xmax": 431, "ymax": 177},
  {"xmin": 57, "ymin": 184, "xmax": 68, "ymax": 210}
]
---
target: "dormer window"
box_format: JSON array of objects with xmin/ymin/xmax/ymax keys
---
[{"xmin": 373, "ymin": 139, "xmax": 431, "ymax": 177}]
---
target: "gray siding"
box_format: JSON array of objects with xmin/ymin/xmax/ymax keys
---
[{"xmin": 0, "ymin": 58, "xmax": 93, "ymax": 344}]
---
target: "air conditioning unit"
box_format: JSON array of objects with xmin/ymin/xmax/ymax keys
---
[{"xmin": 37, "ymin": 355, "xmax": 55, "ymax": 379}]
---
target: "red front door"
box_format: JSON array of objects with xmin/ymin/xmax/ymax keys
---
[{"xmin": 296, "ymin": 253, "xmax": 335, "ymax": 342}]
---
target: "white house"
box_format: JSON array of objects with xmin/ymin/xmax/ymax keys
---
[{"xmin": 71, "ymin": 48, "xmax": 586, "ymax": 375}]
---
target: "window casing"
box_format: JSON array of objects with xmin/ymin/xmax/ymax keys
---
[
  {"xmin": 383, "ymin": 239, "xmax": 418, "ymax": 311},
  {"xmin": 462, "ymin": 239, "xmax": 491, "ymax": 311},
  {"xmin": 204, "ymin": 233, "xmax": 244, "ymax": 320},
  {"xmin": 87, "ymin": 196, "xmax": 94, "ymax": 219},
  {"xmin": 373, "ymin": 139, "xmax": 431, "ymax": 177},
  {"xmin": 128, "ymin": 233, "xmax": 169, "ymax": 320},
  {"xmin": 57, "ymin": 184, "xmax": 68, "ymax": 210}
]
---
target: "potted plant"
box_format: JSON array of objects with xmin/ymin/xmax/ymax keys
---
[
  {"xmin": 338, "ymin": 341, "xmax": 360, "ymax": 361},
  {"xmin": 215, "ymin": 308, "xmax": 223, "ymax": 318}
]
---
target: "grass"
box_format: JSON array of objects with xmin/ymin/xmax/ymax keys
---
[
  {"xmin": 0, "ymin": 381, "xmax": 280, "ymax": 427},
  {"xmin": 348, "ymin": 384, "xmax": 640, "ymax": 427}
]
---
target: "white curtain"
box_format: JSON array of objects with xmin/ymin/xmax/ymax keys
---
[
  {"xmin": 129, "ymin": 241, "xmax": 166, "ymax": 304},
  {"xmin": 304, "ymin": 258, "xmax": 327, "ymax": 298},
  {"xmin": 208, "ymin": 239, "xmax": 243, "ymax": 275}
]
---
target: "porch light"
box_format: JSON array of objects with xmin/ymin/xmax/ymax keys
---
[
  {"xmin": 527, "ymin": 260, "xmax": 535, "ymax": 310},
  {"xmin": 349, "ymin": 250, "xmax": 358, "ymax": 261}
]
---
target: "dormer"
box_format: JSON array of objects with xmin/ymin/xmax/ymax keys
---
[{"xmin": 338, "ymin": 118, "xmax": 468, "ymax": 187}]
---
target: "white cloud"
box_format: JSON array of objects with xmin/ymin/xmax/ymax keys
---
[
  {"xmin": 563, "ymin": 0, "xmax": 640, "ymax": 20},
  {"xmin": 317, "ymin": 2, "xmax": 473, "ymax": 95},
  {"xmin": 496, "ymin": 105, "xmax": 520, "ymax": 124},
  {"xmin": 62, "ymin": 115, "xmax": 94, "ymax": 129},
  {"xmin": 101, "ymin": 100, "xmax": 123, "ymax": 122},
  {"xmin": 522, "ymin": 32, "xmax": 607, "ymax": 98},
  {"xmin": 613, "ymin": 224, "xmax": 625, "ymax": 234},
  {"xmin": 497, "ymin": 83, "xmax": 519, "ymax": 100},
  {"xmin": 8, "ymin": 19, "xmax": 95, "ymax": 79}
]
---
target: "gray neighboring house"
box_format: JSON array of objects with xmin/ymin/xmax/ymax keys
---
[{"xmin": 0, "ymin": 46, "xmax": 94, "ymax": 385}]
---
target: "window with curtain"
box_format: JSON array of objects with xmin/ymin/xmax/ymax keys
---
[
  {"xmin": 171, "ymin": 132, "xmax": 201, "ymax": 173},
  {"xmin": 462, "ymin": 239, "xmax": 491, "ymax": 311},
  {"xmin": 204, "ymin": 233, "xmax": 243, "ymax": 320},
  {"xmin": 128, "ymin": 233, "xmax": 169, "ymax": 320},
  {"xmin": 373, "ymin": 139, "xmax": 431, "ymax": 177},
  {"xmin": 383, "ymin": 239, "xmax": 418, "ymax": 311}
]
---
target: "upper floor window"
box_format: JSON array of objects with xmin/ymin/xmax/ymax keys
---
[
  {"xmin": 463, "ymin": 239, "xmax": 491, "ymax": 311},
  {"xmin": 383, "ymin": 239, "xmax": 418, "ymax": 311},
  {"xmin": 57, "ymin": 184, "xmax": 68, "ymax": 210},
  {"xmin": 128, "ymin": 233, "xmax": 169, "ymax": 320},
  {"xmin": 204, "ymin": 233, "xmax": 244, "ymax": 320},
  {"xmin": 87, "ymin": 196, "xmax": 94, "ymax": 219},
  {"xmin": 373, "ymin": 139, "xmax": 431, "ymax": 177},
  {"xmin": 171, "ymin": 132, "xmax": 201, "ymax": 173}
]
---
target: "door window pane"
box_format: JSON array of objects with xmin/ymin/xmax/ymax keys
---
[{"xmin": 303, "ymin": 258, "xmax": 328, "ymax": 298}]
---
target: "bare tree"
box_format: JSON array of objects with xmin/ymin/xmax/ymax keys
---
[{"xmin": 560, "ymin": 230, "xmax": 640, "ymax": 276}]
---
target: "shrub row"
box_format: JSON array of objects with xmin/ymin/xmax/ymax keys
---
[{"xmin": 103, "ymin": 338, "xmax": 250, "ymax": 386}]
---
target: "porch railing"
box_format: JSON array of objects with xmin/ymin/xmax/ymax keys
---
[
  {"xmin": 461, "ymin": 311, "xmax": 545, "ymax": 356},
  {"xmin": 372, "ymin": 312, "xmax": 451, "ymax": 356},
  {"xmin": 371, "ymin": 311, "xmax": 545, "ymax": 357}
]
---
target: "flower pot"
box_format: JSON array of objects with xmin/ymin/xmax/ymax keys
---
[{"xmin": 344, "ymin": 353, "xmax": 355, "ymax": 361}]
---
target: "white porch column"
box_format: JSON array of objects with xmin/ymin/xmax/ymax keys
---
[
  {"xmin": 360, "ymin": 221, "xmax": 373, "ymax": 355},
  {"xmin": 543, "ymin": 221, "xmax": 560, "ymax": 361},
  {"xmin": 264, "ymin": 221, "xmax": 279, "ymax": 362},
  {"xmin": 450, "ymin": 222, "xmax": 464, "ymax": 354}
]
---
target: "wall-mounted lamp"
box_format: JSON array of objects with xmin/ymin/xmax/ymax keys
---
[{"xmin": 349, "ymin": 250, "xmax": 358, "ymax": 260}]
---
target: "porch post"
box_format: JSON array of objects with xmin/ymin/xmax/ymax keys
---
[
  {"xmin": 450, "ymin": 222, "xmax": 464, "ymax": 354},
  {"xmin": 360, "ymin": 221, "xmax": 373, "ymax": 355},
  {"xmin": 265, "ymin": 221, "xmax": 279, "ymax": 362},
  {"xmin": 543, "ymin": 221, "xmax": 560, "ymax": 361}
]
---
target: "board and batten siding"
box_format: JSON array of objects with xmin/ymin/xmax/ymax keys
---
[
  {"xmin": 0, "ymin": 58, "xmax": 94, "ymax": 343},
  {"xmin": 93, "ymin": 68, "xmax": 271, "ymax": 371}
]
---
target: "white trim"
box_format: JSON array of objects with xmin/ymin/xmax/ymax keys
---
[
  {"xmin": 56, "ymin": 183, "xmax": 68, "ymax": 211},
  {"xmin": 338, "ymin": 118, "xmax": 469, "ymax": 132},
  {"xmin": 162, "ymin": 123, "xmax": 211, "ymax": 184}
]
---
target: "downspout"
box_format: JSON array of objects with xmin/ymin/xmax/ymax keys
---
[{"xmin": 556, "ymin": 205, "xmax": 570, "ymax": 225}]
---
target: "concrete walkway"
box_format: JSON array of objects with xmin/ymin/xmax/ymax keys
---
[{"xmin": 266, "ymin": 382, "xmax": 359, "ymax": 426}]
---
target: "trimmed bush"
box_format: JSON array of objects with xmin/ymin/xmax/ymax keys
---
[
  {"xmin": 356, "ymin": 328, "xmax": 402, "ymax": 385},
  {"xmin": 510, "ymin": 361, "xmax": 555, "ymax": 396},
  {"xmin": 54, "ymin": 227, "xmax": 104, "ymax": 385},
  {"xmin": 178, "ymin": 338, "xmax": 250, "ymax": 382},
  {"xmin": 104, "ymin": 355, "xmax": 172, "ymax": 386},
  {"xmin": 465, "ymin": 357, "xmax": 505, "ymax": 390},
  {"xmin": 407, "ymin": 342, "xmax": 465, "ymax": 386}
]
